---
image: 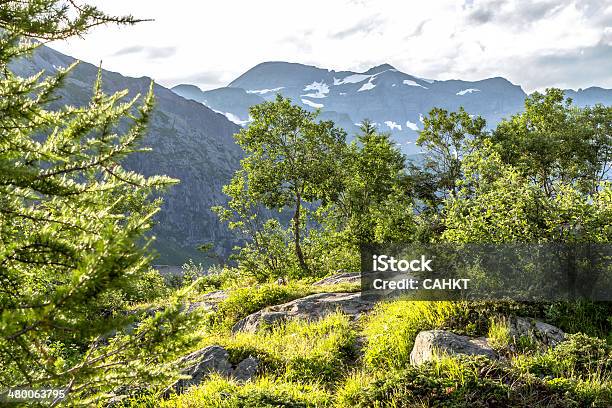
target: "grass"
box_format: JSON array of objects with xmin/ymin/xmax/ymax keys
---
[
  {"xmin": 202, "ymin": 280, "xmax": 360, "ymax": 332},
  {"xmin": 487, "ymin": 316, "xmax": 511, "ymax": 350},
  {"xmin": 132, "ymin": 376, "xmax": 333, "ymax": 408},
  {"xmin": 197, "ymin": 312, "xmax": 357, "ymax": 385},
  {"xmin": 361, "ymin": 300, "xmax": 475, "ymax": 371},
  {"xmin": 513, "ymin": 333, "xmax": 611, "ymax": 379},
  {"xmin": 123, "ymin": 282, "xmax": 612, "ymax": 407}
]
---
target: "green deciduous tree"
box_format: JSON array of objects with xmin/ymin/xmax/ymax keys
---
[
  {"xmin": 0, "ymin": 1, "xmax": 197, "ymax": 404},
  {"xmin": 416, "ymin": 106, "xmax": 487, "ymax": 201},
  {"xmin": 216, "ymin": 95, "xmax": 346, "ymax": 275},
  {"xmin": 439, "ymin": 90, "xmax": 612, "ymax": 244},
  {"xmin": 491, "ymin": 89, "xmax": 611, "ymax": 197},
  {"xmin": 334, "ymin": 120, "xmax": 412, "ymax": 244}
]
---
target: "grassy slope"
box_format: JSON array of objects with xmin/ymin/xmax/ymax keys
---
[{"xmin": 123, "ymin": 279, "xmax": 612, "ymax": 408}]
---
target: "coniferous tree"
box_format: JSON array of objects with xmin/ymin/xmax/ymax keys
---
[{"xmin": 0, "ymin": 1, "xmax": 198, "ymax": 404}]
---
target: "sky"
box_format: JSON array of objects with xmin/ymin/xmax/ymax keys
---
[{"xmin": 50, "ymin": 0, "xmax": 612, "ymax": 93}]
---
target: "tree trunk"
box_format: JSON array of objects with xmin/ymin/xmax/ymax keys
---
[{"xmin": 293, "ymin": 191, "xmax": 308, "ymax": 273}]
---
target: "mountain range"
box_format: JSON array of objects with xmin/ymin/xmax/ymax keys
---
[{"xmin": 172, "ymin": 62, "xmax": 612, "ymax": 154}]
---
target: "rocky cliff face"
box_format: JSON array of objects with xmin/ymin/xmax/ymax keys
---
[{"xmin": 11, "ymin": 45, "xmax": 243, "ymax": 264}]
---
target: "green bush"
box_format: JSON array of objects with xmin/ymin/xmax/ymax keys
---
[
  {"xmin": 125, "ymin": 269, "xmax": 171, "ymax": 303},
  {"xmin": 515, "ymin": 333, "xmax": 612, "ymax": 379},
  {"xmin": 544, "ymin": 301, "xmax": 612, "ymax": 340},
  {"xmin": 337, "ymin": 356, "xmax": 612, "ymax": 408},
  {"xmin": 192, "ymin": 265, "xmax": 243, "ymax": 293}
]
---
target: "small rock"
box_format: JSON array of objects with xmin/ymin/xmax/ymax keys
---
[
  {"xmin": 507, "ymin": 316, "xmax": 565, "ymax": 347},
  {"xmin": 232, "ymin": 356, "xmax": 259, "ymax": 381},
  {"xmin": 313, "ymin": 272, "xmax": 361, "ymax": 286},
  {"xmin": 410, "ymin": 330, "xmax": 497, "ymax": 365},
  {"xmin": 232, "ymin": 292, "xmax": 375, "ymax": 333},
  {"xmin": 173, "ymin": 345, "xmax": 232, "ymax": 391}
]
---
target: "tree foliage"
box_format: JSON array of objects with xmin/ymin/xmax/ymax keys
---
[
  {"xmin": 215, "ymin": 95, "xmax": 346, "ymax": 276},
  {"xmin": 0, "ymin": 1, "xmax": 198, "ymax": 404}
]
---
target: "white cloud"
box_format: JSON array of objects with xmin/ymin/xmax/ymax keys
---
[{"xmin": 48, "ymin": 0, "xmax": 612, "ymax": 92}]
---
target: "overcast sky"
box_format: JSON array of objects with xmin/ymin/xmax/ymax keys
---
[{"xmin": 50, "ymin": 0, "xmax": 612, "ymax": 93}]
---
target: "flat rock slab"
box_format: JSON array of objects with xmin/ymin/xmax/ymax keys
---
[
  {"xmin": 232, "ymin": 292, "xmax": 375, "ymax": 333},
  {"xmin": 313, "ymin": 272, "xmax": 361, "ymax": 286},
  {"xmin": 186, "ymin": 290, "xmax": 228, "ymax": 313},
  {"xmin": 410, "ymin": 330, "xmax": 497, "ymax": 365}
]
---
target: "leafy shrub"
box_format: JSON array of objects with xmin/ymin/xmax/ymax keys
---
[
  {"xmin": 544, "ymin": 301, "xmax": 612, "ymax": 340},
  {"xmin": 515, "ymin": 333, "xmax": 612, "ymax": 379},
  {"xmin": 337, "ymin": 356, "xmax": 612, "ymax": 408},
  {"xmin": 192, "ymin": 265, "xmax": 243, "ymax": 293},
  {"xmin": 124, "ymin": 269, "xmax": 170, "ymax": 303}
]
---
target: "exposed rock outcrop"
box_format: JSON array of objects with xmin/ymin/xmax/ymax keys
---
[
  {"xmin": 232, "ymin": 292, "xmax": 375, "ymax": 333},
  {"xmin": 186, "ymin": 290, "xmax": 229, "ymax": 313},
  {"xmin": 410, "ymin": 318, "xmax": 565, "ymax": 365},
  {"xmin": 313, "ymin": 272, "xmax": 361, "ymax": 286},
  {"xmin": 410, "ymin": 330, "xmax": 497, "ymax": 365}
]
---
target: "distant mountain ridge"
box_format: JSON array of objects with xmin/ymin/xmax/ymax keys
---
[
  {"xmin": 173, "ymin": 62, "xmax": 612, "ymax": 153},
  {"xmin": 11, "ymin": 45, "xmax": 244, "ymax": 264}
]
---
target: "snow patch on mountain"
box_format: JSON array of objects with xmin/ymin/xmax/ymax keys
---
[
  {"xmin": 301, "ymin": 98, "xmax": 324, "ymax": 108},
  {"xmin": 247, "ymin": 87, "xmax": 284, "ymax": 95},
  {"xmin": 403, "ymin": 79, "xmax": 428, "ymax": 89},
  {"xmin": 406, "ymin": 120, "xmax": 419, "ymax": 131},
  {"xmin": 334, "ymin": 74, "xmax": 371, "ymax": 85},
  {"xmin": 385, "ymin": 121, "xmax": 402, "ymax": 131},
  {"xmin": 456, "ymin": 88, "xmax": 480, "ymax": 96},
  {"xmin": 302, "ymin": 81, "xmax": 329, "ymax": 98},
  {"xmin": 358, "ymin": 80, "xmax": 376, "ymax": 92}
]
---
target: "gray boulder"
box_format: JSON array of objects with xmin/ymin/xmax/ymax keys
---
[
  {"xmin": 410, "ymin": 330, "xmax": 497, "ymax": 365},
  {"xmin": 170, "ymin": 346, "xmax": 259, "ymax": 394},
  {"xmin": 174, "ymin": 346, "xmax": 233, "ymax": 391},
  {"xmin": 232, "ymin": 356, "xmax": 259, "ymax": 382},
  {"xmin": 313, "ymin": 272, "xmax": 361, "ymax": 286},
  {"xmin": 507, "ymin": 316, "xmax": 565, "ymax": 347},
  {"xmin": 232, "ymin": 292, "xmax": 375, "ymax": 333}
]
